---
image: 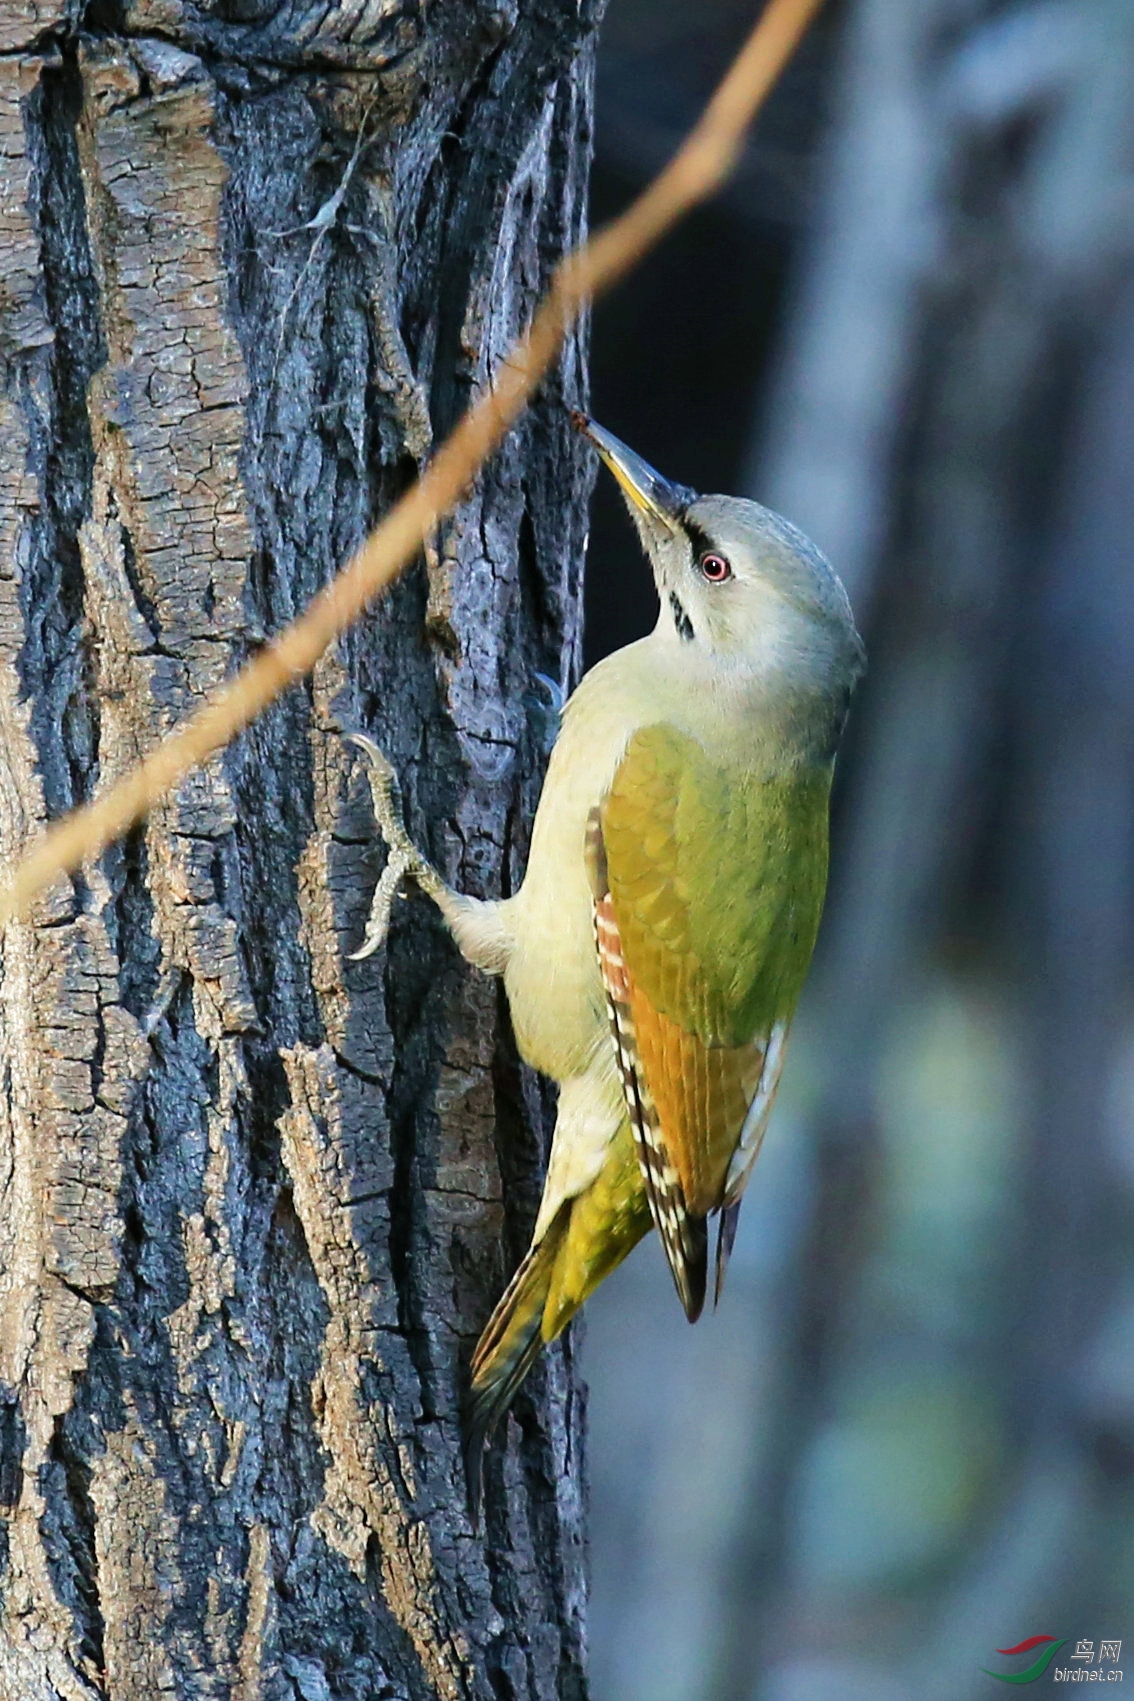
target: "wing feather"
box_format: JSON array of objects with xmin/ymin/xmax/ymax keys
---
[
  {"xmin": 589, "ymin": 726, "xmax": 830, "ymax": 1309},
  {"xmin": 588, "ymin": 810, "xmax": 706, "ymax": 1318}
]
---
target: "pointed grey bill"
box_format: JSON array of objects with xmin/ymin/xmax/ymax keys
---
[{"xmin": 570, "ymin": 412, "xmax": 694, "ymax": 533}]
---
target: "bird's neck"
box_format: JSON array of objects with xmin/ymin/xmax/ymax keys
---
[{"xmin": 604, "ymin": 631, "xmax": 840, "ymax": 774}]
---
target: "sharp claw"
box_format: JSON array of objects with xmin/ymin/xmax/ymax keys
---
[
  {"xmin": 344, "ymin": 730, "xmax": 412, "ymax": 852},
  {"xmin": 344, "ymin": 729, "xmax": 395, "ymax": 784},
  {"xmin": 529, "ymin": 672, "xmax": 565, "ymax": 715},
  {"xmin": 344, "ymin": 731, "xmax": 402, "ymax": 827},
  {"xmin": 343, "ymin": 731, "xmax": 444, "ymax": 958},
  {"xmin": 525, "ymin": 673, "xmax": 565, "ymax": 758}
]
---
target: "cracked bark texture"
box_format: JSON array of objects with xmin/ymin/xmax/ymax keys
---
[{"xmin": 0, "ymin": 2, "xmax": 599, "ymax": 1697}]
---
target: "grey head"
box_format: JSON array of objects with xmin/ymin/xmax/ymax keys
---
[{"xmin": 574, "ymin": 414, "xmax": 866, "ymax": 708}]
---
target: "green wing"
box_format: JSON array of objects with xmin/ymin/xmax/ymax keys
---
[
  {"xmin": 592, "ymin": 723, "xmax": 831, "ymax": 1310},
  {"xmin": 603, "ymin": 724, "xmax": 831, "ymax": 1045}
]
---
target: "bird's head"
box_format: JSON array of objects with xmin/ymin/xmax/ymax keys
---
[{"xmin": 575, "ymin": 414, "xmax": 865, "ymax": 702}]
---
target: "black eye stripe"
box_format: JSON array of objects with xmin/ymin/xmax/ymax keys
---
[{"xmin": 683, "ymin": 518, "xmax": 715, "ymax": 557}]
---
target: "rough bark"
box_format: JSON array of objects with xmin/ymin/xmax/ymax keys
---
[{"xmin": 0, "ymin": 3, "xmax": 599, "ymax": 1697}]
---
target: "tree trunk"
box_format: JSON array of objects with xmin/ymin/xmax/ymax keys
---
[{"xmin": 0, "ymin": 4, "xmax": 599, "ymax": 1697}]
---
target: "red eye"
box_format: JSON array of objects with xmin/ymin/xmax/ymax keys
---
[{"xmin": 699, "ymin": 552, "xmax": 732, "ymax": 583}]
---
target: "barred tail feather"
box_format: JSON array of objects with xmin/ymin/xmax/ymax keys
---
[{"xmin": 464, "ymin": 1206, "xmax": 570, "ymax": 1523}]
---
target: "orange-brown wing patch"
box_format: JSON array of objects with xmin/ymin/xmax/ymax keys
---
[
  {"xmin": 585, "ymin": 725, "xmax": 832, "ymax": 1315},
  {"xmin": 587, "ymin": 810, "xmax": 707, "ymax": 1319},
  {"xmin": 625, "ymin": 984, "xmax": 766, "ymax": 1219}
]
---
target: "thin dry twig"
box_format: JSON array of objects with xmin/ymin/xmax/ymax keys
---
[{"xmin": 0, "ymin": 0, "xmax": 824, "ymax": 927}]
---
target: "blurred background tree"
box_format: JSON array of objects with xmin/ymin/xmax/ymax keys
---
[{"xmin": 583, "ymin": 3, "xmax": 1134, "ymax": 1698}]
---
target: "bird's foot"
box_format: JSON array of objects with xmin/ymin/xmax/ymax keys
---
[
  {"xmin": 529, "ymin": 672, "xmax": 565, "ymax": 716},
  {"xmin": 344, "ymin": 732, "xmax": 445, "ymax": 959},
  {"xmin": 524, "ymin": 671, "xmax": 565, "ymax": 755}
]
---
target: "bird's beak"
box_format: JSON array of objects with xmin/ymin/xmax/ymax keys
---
[{"xmin": 571, "ymin": 413, "xmax": 688, "ymax": 534}]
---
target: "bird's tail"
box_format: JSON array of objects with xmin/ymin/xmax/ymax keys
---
[
  {"xmin": 465, "ymin": 1127, "xmax": 652, "ymax": 1518},
  {"xmin": 465, "ymin": 1204, "xmax": 571, "ymax": 1517}
]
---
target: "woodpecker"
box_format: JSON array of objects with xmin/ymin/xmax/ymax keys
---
[{"xmin": 347, "ymin": 415, "xmax": 864, "ymax": 1508}]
